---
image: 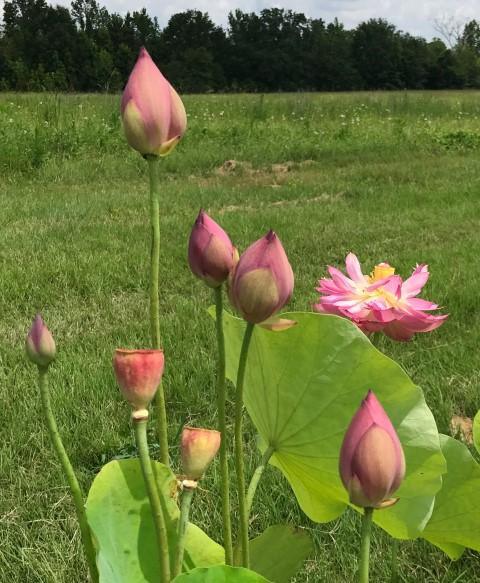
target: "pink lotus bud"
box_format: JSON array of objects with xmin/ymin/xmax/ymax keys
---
[
  {"xmin": 181, "ymin": 427, "xmax": 221, "ymax": 480},
  {"xmin": 121, "ymin": 47, "xmax": 187, "ymax": 157},
  {"xmin": 229, "ymin": 230, "xmax": 294, "ymax": 323},
  {"xmin": 113, "ymin": 349, "xmax": 164, "ymax": 411},
  {"xmin": 188, "ymin": 210, "xmax": 237, "ymax": 287},
  {"xmin": 339, "ymin": 391, "xmax": 405, "ymax": 508},
  {"xmin": 25, "ymin": 314, "xmax": 56, "ymax": 368}
]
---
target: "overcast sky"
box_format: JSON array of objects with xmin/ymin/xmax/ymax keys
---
[{"xmin": 1, "ymin": 0, "xmax": 478, "ymax": 40}]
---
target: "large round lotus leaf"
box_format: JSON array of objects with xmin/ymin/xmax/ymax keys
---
[
  {"xmin": 173, "ymin": 566, "xmax": 270, "ymax": 582},
  {"xmin": 86, "ymin": 459, "xmax": 224, "ymax": 583},
  {"xmin": 473, "ymin": 411, "xmax": 480, "ymax": 455},
  {"xmin": 422, "ymin": 434, "xmax": 480, "ymax": 558},
  {"xmin": 220, "ymin": 311, "xmax": 446, "ymax": 539},
  {"xmin": 248, "ymin": 525, "xmax": 313, "ymax": 582}
]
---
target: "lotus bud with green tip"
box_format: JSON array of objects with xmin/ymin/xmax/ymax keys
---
[
  {"xmin": 188, "ymin": 210, "xmax": 237, "ymax": 287},
  {"xmin": 181, "ymin": 427, "xmax": 221, "ymax": 481},
  {"xmin": 229, "ymin": 230, "xmax": 294, "ymax": 324},
  {"xmin": 113, "ymin": 349, "xmax": 164, "ymax": 413},
  {"xmin": 25, "ymin": 314, "xmax": 56, "ymax": 368},
  {"xmin": 339, "ymin": 390, "xmax": 405, "ymax": 508},
  {"xmin": 121, "ymin": 47, "xmax": 187, "ymax": 157}
]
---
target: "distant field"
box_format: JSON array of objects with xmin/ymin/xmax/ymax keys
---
[{"xmin": 1, "ymin": 91, "xmax": 480, "ymax": 582}]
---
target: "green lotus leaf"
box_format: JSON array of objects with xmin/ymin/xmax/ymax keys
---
[
  {"xmin": 473, "ymin": 410, "xmax": 480, "ymax": 455},
  {"xmin": 173, "ymin": 565, "xmax": 270, "ymax": 582},
  {"xmin": 219, "ymin": 310, "xmax": 446, "ymax": 539},
  {"xmin": 248, "ymin": 525, "xmax": 313, "ymax": 582},
  {"xmin": 422, "ymin": 434, "xmax": 480, "ymax": 558},
  {"xmin": 86, "ymin": 459, "xmax": 224, "ymax": 582}
]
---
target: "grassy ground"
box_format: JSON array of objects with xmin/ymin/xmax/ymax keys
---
[{"xmin": 1, "ymin": 90, "xmax": 480, "ymax": 582}]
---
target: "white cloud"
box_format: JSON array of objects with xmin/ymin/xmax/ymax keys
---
[{"xmin": 0, "ymin": 0, "xmax": 478, "ymax": 39}]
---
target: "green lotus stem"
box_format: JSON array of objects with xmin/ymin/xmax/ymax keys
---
[
  {"xmin": 358, "ymin": 507, "xmax": 374, "ymax": 583},
  {"xmin": 134, "ymin": 415, "xmax": 171, "ymax": 582},
  {"xmin": 147, "ymin": 155, "xmax": 169, "ymax": 467},
  {"xmin": 173, "ymin": 485, "xmax": 195, "ymax": 577},
  {"xmin": 234, "ymin": 321, "xmax": 255, "ymax": 568},
  {"xmin": 38, "ymin": 368, "xmax": 98, "ymax": 583},
  {"xmin": 246, "ymin": 445, "xmax": 275, "ymax": 517},
  {"xmin": 213, "ymin": 286, "xmax": 234, "ymax": 565},
  {"xmin": 390, "ymin": 538, "xmax": 399, "ymax": 582}
]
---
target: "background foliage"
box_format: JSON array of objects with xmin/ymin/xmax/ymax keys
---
[{"xmin": 1, "ymin": 1, "xmax": 480, "ymax": 92}]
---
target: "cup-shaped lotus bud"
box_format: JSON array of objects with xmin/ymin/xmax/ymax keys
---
[
  {"xmin": 339, "ymin": 390, "xmax": 405, "ymax": 509},
  {"xmin": 121, "ymin": 47, "xmax": 187, "ymax": 157},
  {"xmin": 113, "ymin": 349, "xmax": 164, "ymax": 411},
  {"xmin": 181, "ymin": 427, "xmax": 221, "ymax": 480},
  {"xmin": 229, "ymin": 230, "xmax": 294, "ymax": 324},
  {"xmin": 188, "ymin": 210, "xmax": 237, "ymax": 287},
  {"xmin": 25, "ymin": 314, "xmax": 56, "ymax": 368}
]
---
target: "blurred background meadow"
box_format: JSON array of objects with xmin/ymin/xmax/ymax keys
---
[{"xmin": 1, "ymin": 90, "xmax": 480, "ymax": 582}]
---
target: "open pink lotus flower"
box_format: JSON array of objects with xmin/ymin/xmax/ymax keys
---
[
  {"xmin": 340, "ymin": 390, "xmax": 405, "ymax": 508},
  {"xmin": 314, "ymin": 253, "xmax": 447, "ymax": 341},
  {"xmin": 121, "ymin": 47, "xmax": 186, "ymax": 157}
]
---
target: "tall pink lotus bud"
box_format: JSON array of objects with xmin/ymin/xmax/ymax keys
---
[
  {"xmin": 181, "ymin": 427, "xmax": 221, "ymax": 481},
  {"xmin": 121, "ymin": 47, "xmax": 187, "ymax": 157},
  {"xmin": 229, "ymin": 230, "xmax": 294, "ymax": 323},
  {"xmin": 25, "ymin": 314, "xmax": 56, "ymax": 368},
  {"xmin": 188, "ymin": 210, "xmax": 237, "ymax": 287},
  {"xmin": 339, "ymin": 391, "xmax": 405, "ymax": 509},
  {"xmin": 113, "ymin": 349, "xmax": 164, "ymax": 413}
]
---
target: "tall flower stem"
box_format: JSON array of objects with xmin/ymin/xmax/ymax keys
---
[
  {"xmin": 246, "ymin": 445, "xmax": 275, "ymax": 517},
  {"xmin": 173, "ymin": 485, "xmax": 195, "ymax": 577},
  {"xmin": 390, "ymin": 539, "xmax": 399, "ymax": 582},
  {"xmin": 234, "ymin": 322, "xmax": 255, "ymax": 568},
  {"xmin": 38, "ymin": 368, "xmax": 98, "ymax": 583},
  {"xmin": 134, "ymin": 414, "xmax": 171, "ymax": 582},
  {"xmin": 213, "ymin": 286, "xmax": 233, "ymax": 565},
  {"xmin": 147, "ymin": 155, "xmax": 169, "ymax": 467},
  {"xmin": 358, "ymin": 507, "xmax": 374, "ymax": 583}
]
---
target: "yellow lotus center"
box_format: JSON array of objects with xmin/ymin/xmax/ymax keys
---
[{"xmin": 369, "ymin": 263, "xmax": 395, "ymax": 282}]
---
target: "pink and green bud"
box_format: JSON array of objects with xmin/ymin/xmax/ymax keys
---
[
  {"xmin": 121, "ymin": 47, "xmax": 187, "ymax": 157},
  {"xmin": 188, "ymin": 210, "xmax": 237, "ymax": 287},
  {"xmin": 26, "ymin": 314, "xmax": 56, "ymax": 368},
  {"xmin": 181, "ymin": 427, "xmax": 221, "ymax": 481},
  {"xmin": 113, "ymin": 349, "xmax": 164, "ymax": 412},
  {"xmin": 339, "ymin": 390, "xmax": 405, "ymax": 509},
  {"xmin": 229, "ymin": 230, "xmax": 294, "ymax": 324}
]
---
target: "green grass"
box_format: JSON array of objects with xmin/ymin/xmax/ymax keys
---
[{"xmin": 1, "ymin": 90, "xmax": 480, "ymax": 582}]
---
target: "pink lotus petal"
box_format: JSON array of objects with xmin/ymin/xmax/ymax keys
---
[
  {"xmin": 402, "ymin": 264, "xmax": 429, "ymax": 298},
  {"xmin": 345, "ymin": 253, "xmax": 366, "ymax": 283}
]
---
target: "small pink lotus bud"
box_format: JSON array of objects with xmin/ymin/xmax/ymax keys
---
[
  {"xmin": 181, "ymin": 427, "xmax": 221, "ymax": 480},
  {"xmin": 25, "ymin": 314, "xmax": 56, "ymax": 368},
  {"xmin": 188, "ymin": 210, "xmax": 236, "ymax": 287},
  {"xmin": 121, "ymin": 47, "xmax": 187, "ymax": 157},
  {"xmin": 339, "ymin": 391, "xmax": 406, "ymax": 509},
  {"xmin": 113, "ymin": 349, "xmax": 164, "ymax": 411},
  {"xmin": 229, "ymin": 230, "xmax": 294, "ymax": 324}
]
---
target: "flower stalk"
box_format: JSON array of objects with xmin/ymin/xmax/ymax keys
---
[
  {"xmin": 38, "ymin": 367, "xmax": 99, "ymax": 583},
  {"xmin": 358, "ymin": 507, "xmax": 374, "ymax": 583},
  {"xmin": 147, "ymin": 154, "xmax": 169, "ymax": 467},
  {"xmin": 173, "ymin": 483, "xmax": 196, "ymax": 577},
  {"xmin": 234, "ymin": 322, "xmax": 255, "ymax": 568},
  {"xmin": 214, "ymin": 286, "xmax": 234, "ymax": 564},
  {"xmin": 246, "ymin": 445, "xmax": 275, "ymax": 517},
  {"xmin": 133, "ymin": 412, "xmax": 171, "ymax": 582}
]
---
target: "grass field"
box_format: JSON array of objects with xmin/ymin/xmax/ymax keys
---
[{"xmin": 1, "ymin": 90, "xmax": 480, "ymax": 582}]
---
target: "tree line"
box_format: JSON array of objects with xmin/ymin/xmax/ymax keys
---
[{"xmin": 0, "ymin": 0, "xmax": 479, "ymax": 92}]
